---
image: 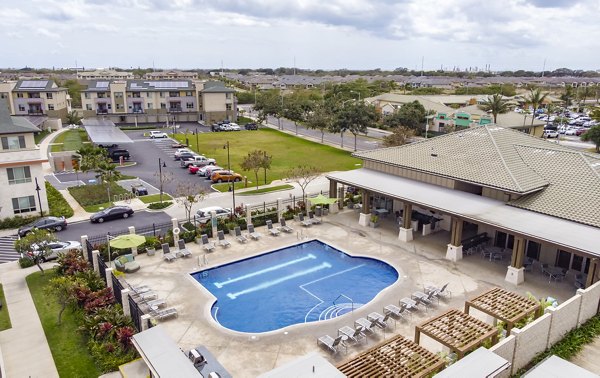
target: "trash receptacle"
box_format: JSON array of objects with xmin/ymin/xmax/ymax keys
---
[{"xmin": 315, "ymin": 206, "xmax": 322, "ymax": 216}]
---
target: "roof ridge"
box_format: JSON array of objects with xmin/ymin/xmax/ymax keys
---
[{"xmin": 484, "ymin": 126, "xmax": 524, "ymax": 192}]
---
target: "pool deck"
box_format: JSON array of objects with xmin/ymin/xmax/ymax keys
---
[{"xmin": 126, "ymin": 210, "xmax": 578, "ymax": 377}]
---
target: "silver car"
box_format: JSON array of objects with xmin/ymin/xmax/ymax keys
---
[{"xmin": 27, "ymin": 241, "xmax": 82, "ymax": 261}]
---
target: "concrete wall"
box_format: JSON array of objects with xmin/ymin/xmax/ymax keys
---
[
  {"xmin": 510, "ymin": 313, "xmax": 552, "ymax": 372},
  {"xmin": 489, "ymin": 335, "xmax": 516, "ymax": 377},
  {"xmin": 546, "ymin": 295, "xmax": 582, "ymax": 347},
  {"xmin": 577, "ymin": 282, "xmax": 600, "ymax": 325}
]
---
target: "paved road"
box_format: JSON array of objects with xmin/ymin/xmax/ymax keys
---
[{"xmin": 0, "ymin": 236, "xmax": 19, "ymax": 263}]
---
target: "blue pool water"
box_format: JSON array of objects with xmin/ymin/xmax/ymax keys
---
[{"xmin": 191, "ymin": 240, "xmax": 398, "ymax": 333}]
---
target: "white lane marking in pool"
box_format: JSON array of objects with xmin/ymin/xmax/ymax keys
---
[
  {"xmin": 299, "ymin": 264, "xmax": 365, "ymax": 323},
  {"xmin": 214, "ymin": 253, "xmax": 317, "ymax": 289},
  {"xmin": 226, "ymin": 262, "xmax": 331, "ymax": 299}
]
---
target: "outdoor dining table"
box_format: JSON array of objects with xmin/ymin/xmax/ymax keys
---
[
  {"xmin": 548, "ymin": 266, "xmax": 567, "ymax": 282},
  {"xmin": 374, "ymin": 208, "xmax": 389, "ymax": 217}
]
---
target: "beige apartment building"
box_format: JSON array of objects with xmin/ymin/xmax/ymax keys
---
[
  {"xmin": 0, "ymin": 80, "xmax": 71, "ymax": 121},
  {"xmin": 144, "ymin": 70, "xmax": 199, "ymax": 80},
  {"xmin": 80, "ymin": 80, "xmax": 236, "ymax": 124},
  {"xmin": 76, "ymin": 69, "xmax": 134, "ymax": 80},
  {"xmin": 0, "ymin": 99, "xmax": 48, "ymax": 220}
]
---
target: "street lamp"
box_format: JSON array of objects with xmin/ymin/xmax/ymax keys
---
[
  {"xmin": 223, "ymin": 141, "xmax": 236, "ymax": 218},
  {"xmin": 35, "ymin": 177, "xmax": 43, "ymax": 217},
  {"xmin": 158, "ymin": 158, "xmax": 166, "ymax": 203},
  {"xmin": 172, "ymin": 115, "xmax": 176, "ymax": 136}
]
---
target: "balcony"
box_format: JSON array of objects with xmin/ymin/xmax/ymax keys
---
[
  {"xmin": 132, "ymin": 109, "xmax": 144, "ymax": 114},
  {"xmin": 96, "ymin": 109, "xmax": 109, "ymax": 114},
  {"xmin": 27, "ymin": 109, "xmax": 44, "ymax": 115},
  {"xmin": 169, "ymin": 107, "xmax": 183, "ymax": 113}
]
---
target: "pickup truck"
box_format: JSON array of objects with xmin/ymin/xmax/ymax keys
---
[{"xmin": 180, "ymin": 155, "xmax": 216, "ymax": 168}]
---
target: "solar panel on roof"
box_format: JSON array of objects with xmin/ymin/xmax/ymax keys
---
[
  {"xmin": 96, "ymin": 81, "xmax": 109, "ymax": 88},
  {"xmin": 20, "ymin": 80, "xmax": 48, "ymax": 88}
]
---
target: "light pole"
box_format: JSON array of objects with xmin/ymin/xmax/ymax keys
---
[
  {"xmin": 158, "ymin": 158, "xmax": 166, "ymax": 203},
  {"xmin": 223, "ymin": 141, "xmax": 236, "ymax": 218},
  {"xmin": 34, "ymin": 177, "xmax": 43, "ymax": 216},
  {"xmin": 172, "ymin": 115, "xmax": 176, "ymax": 136}
]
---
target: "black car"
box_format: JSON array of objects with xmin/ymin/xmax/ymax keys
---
[
  {"xmin": 109, "ymin": 149, "xmax": 130, "ymax": 162},
  {"xmin": 90, "ymin": 206, "xmax": 134, "ymax": 223},
  {"xmin": 18, "ymin": 216, "xmax": 68, "ymax": 237},
  {"xmin": 245, "ymin": 123, "xmax": 258, "ymax": 130}
]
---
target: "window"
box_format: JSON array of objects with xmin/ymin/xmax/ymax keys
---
[
  {"xmin": 18, "ymin": 105, "xmax": 25, "ymax": 112},
  {"xmin": 7, "ymin": 166, "xmax": 31, "ymax": 184},
  {"xmin": 48, "ymin": 104, "xmax": 54, "ymax": 111},
  {"xmin": 226, "ymin": 93, "xmax": 232, "ymax": 99},
  {"xmin": 226, "ymin": 104, "xmax": 232, "ymax": 110},
  {"xmin": 46, "ymin": 93, "xmax": 53, "ymax": 99},
  {"xmin": 107, "ymin": 104, "xmax": 112, "ymax": 110},
  {"xmin": 1, "ymin": 136, "xmax": 26, "ymax": 150},
  {"xmin": 147, "ymin": 103, "xmax": 153, "ymax": 109},
  {"xmin": 84, "ymin": 93, "xmax": 90, "ymax": 99},
  {"xmin": 185, "ymin": 91, "xmax": 193, "ymax": 96},
  {"xmin": 86, "ymin": 104, "xmax": 92, "ymax": 110},
  {"xmin": 115, "ymin": 92, "xmax": 123, "ymax": 98},
  {"xmin": 186, "ymin": 102, "xmax": 194, "ymax": 109},
  {"xmin": 160, "ymin": 92, "xmax": 164, "ymax": 98},
  {"xmin": 12, "ymin": 195, "xmax": 36, "ymax": 214},
  {"xmin": 160, "ymin": 103, "xmax": 166, "ymax": 109},
  {"xmin": 147, "ymin": 92, "xmax": 152, "ymax": 98},
  {"xmin": 0, "ymin": 93, "xmax": 6, "ymax": 99},
  {"xmin": 17, "ymin": 93, "xmax": 24, "ymax": 98},
  {"xmin": 116, "ymin": 104, "xmax": 123, "ymax": 110}
]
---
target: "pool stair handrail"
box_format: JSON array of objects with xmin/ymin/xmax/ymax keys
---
[{"xmin": 333, "ymin": 293, "xmax": 355, "ymax": 313}]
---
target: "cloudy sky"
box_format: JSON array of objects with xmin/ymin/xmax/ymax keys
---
[{"xmin": 1, "ymin": 0, "xmax": 599, "ymax": 71}]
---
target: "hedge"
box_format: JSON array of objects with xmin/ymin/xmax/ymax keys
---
[{"xmin": 46, "ymin": 182, "xmax": 74, "ymax": 218}]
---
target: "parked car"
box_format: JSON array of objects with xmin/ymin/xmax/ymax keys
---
[
  {"xmin": 245, "ymin": 123, "xmax": 258, "ymax": 130},
  {"xmin": 180, "ymin": 155, "xmax": 216, "ymax": 168},
  {"xmin": 188, "ymin": 165, "xmax": 202, "ymax": 174},
  {"xmin": 131, "ymin": 184, "xmax": 148, "ymax": 196},
  {"xmin": 195, "ymin": 206, "xmax": 232, "ymax": 224},
  {"xmin": 211, "ymin": 170, "xmax": 243, "ymax": 183},
  {"xmin": 576, "ymin": 128, "xmax": 587, "ymax": 136},
  {"xmin": 203, "ymin": 166, "xmax": 225, "ymax": 179},
  {"xmin": 108, "ymin": 149, "xmax": 130, "ymax": 162},
  {"xmin": 174, "ymin": 148, "xmax": 191, "ymax": 160},
  {"xmin": 26, "ymin": 240, "xmax": 82, "ymax": 261},
  {"xmin": 197, "ymin": 165, "xmax": 222, "ymax": 177},
  {"xmin": 543, "ymin": 130, "xmax": 559, "ymax": 138},
  {"xmin": 90, "ymin": 206, "xmax": 134, "ymax": 223},
  {"xmin": 564, "ymin": 128, "xmax": 578, "ymax": 136},
  {"xmin": 18, "ymin": 216, "xmax": 68, "ymax": 237},
  {"xmin": 178, "ymin": 152, "xmax": 198, "ymax": 162},
  {"xmin": 228, "ymin": 123, "xmax": 241, "ymax": 131},
  {"xmin": 149, "ymin": 130, "xmax": 168, "ymax": 139}
]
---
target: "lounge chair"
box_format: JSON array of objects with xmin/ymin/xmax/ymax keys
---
[
  {"xmin": 278, "ymin": 218, "xmax": 293, "ymax": 233},
  {"xmin": 201, "ymin": 234, "xmax": 215, "ymax": 252},
  {"xmin": 308, "ymin": 211, "xmax": 321, "ymax": 225},
  {"xmin": 400, "ymin": 297, "xmax": 419, "ymax": 312},
  {"xmin": 150, "ymin": 306, "xmax": 178, "ymax": 320},
  {"xmin": 217, "ymin": 230, "xmax": 231, "ymax": 248},
  {"xmin": 338, "ymin": 325, "xmax": 366, "ymax": 345},
  {"xmin": 162, "ymin": 243, "xmax": 177, "ymax": 262},
  {"xmin": 266, "ymin": 220, "xmax": 280, "ymax": 236},
  {"xmin": 143, "ymin": 297, "xmax": 167, "ymax": 309},
  {"xmin": 367, "ymin": 312, "xmax": 394, "ymax": 329},
  {"xmin": 425, "ymin": 282, "xmax": 452, "ymax": 299},
  {"xmin": 234, "ymin": 226, "xmax": 249, "ymax": 243},
  {"xmin": 354, "ymin": 317, "xmax": 378, "ymax": 334},
  {"xmin": 411, "ymin": 291, "xmax": 435, "ymax": 309},
  {"xmin": 177, "ymin": 239, "xmax": 192, "ymax": 257},
  {"xmin": 317, "ymin": 334, "xmax": 346, "ymax": 354},
  {"xmin": 134, "ymin": 290, "xmax": 158, "ymax": 301},
  {"xmin": 247, "ymin": 224, "xmax": 262, "ymax": 240},
  {"xmin": 125, "ymin": 281, "xmax": 151, "ymax": 294},
  {"xmin": 384, "ymin": 303, "xmax": 409, "ymax": 320},
  {"xmin": 297, "ymin": 213, "xmax": 312, "ymax": 227}
]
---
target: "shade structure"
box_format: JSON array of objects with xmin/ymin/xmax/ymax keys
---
[
  {"xmin": 109, "ymin": 234, "xmax": 146, "ymax": 249},
  {"xmin": 308, "ymin": 194, "xmax": 338, "ymax": 206}
]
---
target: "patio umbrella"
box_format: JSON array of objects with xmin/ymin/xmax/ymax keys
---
[
  {"xmin": 109, "ymin": 234, "xmax": 146, "ymax": 249},
  {"xmin": 308, "ymin": 194, "xmax": 339, "ymax": 218}
]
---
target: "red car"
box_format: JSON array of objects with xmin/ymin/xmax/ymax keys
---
[
  {"xmin": 188, "ymin": 165, "xmax": 201, "ymax": 174},
  {"xmin": 576, "ymin": 128, "xmax": 587, "ymax": 136}
]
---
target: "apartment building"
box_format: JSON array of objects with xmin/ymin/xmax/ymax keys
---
[
  {"xmin": 144, "ymin": 70, "xmax": 199, "ymax": 80},
  {"xmin": 0, "ymin": 80, "xmax": 71, "ymax": 121},
  {"xmin": 80, "ymin": 80, "xmax": 236, "ymax": 124},
  {"xmin": 77, "ymin": 69, "xmax": 134, "ymax": 80},
  {"xmin": 0, "ymin": 99, "xmax": 48, "ymax": 220}
]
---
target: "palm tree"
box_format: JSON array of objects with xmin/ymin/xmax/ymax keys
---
[
  {"xmin": 478, "ymin": 94, "xmax": 511, "ymax": 124},
  {"xmin": 96, "ymin": 161, "xmax": 123, "ymax": 203},
  {"xmin": 525, "ymin": 88, "xmax": 548, "ymax": 125}
]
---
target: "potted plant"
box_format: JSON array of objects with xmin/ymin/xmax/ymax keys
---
[{"xmin": 369, "ymin": 214, "xmax": 379, "ymax": 228}]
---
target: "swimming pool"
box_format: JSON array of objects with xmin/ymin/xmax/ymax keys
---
[{"xmin": 191, "ymin": 240, "xmax": 398, "ymax": 333}]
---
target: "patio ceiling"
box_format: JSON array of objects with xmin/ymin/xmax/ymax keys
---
[
  {"xmin": 337, "ymin": 334, "xmax": 445, "ymax": 378},
  {"xmin": 414, "ymin": 309, "xmax": 498, "ymax": 358},
  {"xmin": 465, "ymin": 287, "xmax": 541, "ymax": 333}
]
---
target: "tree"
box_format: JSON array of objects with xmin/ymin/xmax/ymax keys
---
[
  {"xmin": 254, "ymin": 89, "xmax": 283, "ymax": 128},
  {"xmin": 14, "ymin": 228, "xmax": 58, "ymax": 273},
  {"xmin": 260, "ymin": 151, "xmax": 273, "ymax": 186},
  {"xmin": 175, "ymin": 182, "xmax": 206, "ymax": 223},
  {"xmin": 578, "ymin": 86, "xmax": 594, "ymax": 112},
  {"xmin": 382, "ymin": 126, "xmax": 415, "ymax": 147},
  {"xmin": 332, "ymin": 102, "xmax": 378, "ymax": 151},
  {"xmin": 62, "ymin": 79, "xmax": 83, "ymax": 108},
  {"xmin": 560, "ymin": 86, "xmax": 574, "ymax": 108},
  {"xmin": 95, "ymin": 160, "xmax": 123, "ymax": 203},
  {"xmin": 581, "ymin": 125, "xmax": 600, "ymax": 152},
  {"xmin": 478, "ymin": 94, "xmax": 511, "ymax": 123},
  {"xmin": 383, "ymin": 101, "xmax": 427, "ymax": 132},
  {"xmin": 241, "ymin": 150, "xmax": 266, "ymax": 189},
  {"xmin": 524, "ymin": 88, "xmax": 548, "ymax": 125},
  {"xmin": 286, "ymin": 166, "xmax": 321, "ymax": 214},
  {"xmin": 77, "ymin": 145, "xmax": 108, "ymax": 174},
  {"xmin": 45, "ymin": 276, "xmax": 80, "ymax": 325},
  {"xmin": 66, "ymin": 110, "xmax": 82, "ymax": 125}
]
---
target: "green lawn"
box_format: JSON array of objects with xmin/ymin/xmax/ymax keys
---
[
  {"xmin": 34, "ymin": 129, "xmax": 52, "ymax": 144},
  {"xmin": 68, "ymin": 183, "xmax": 129, "ymax": 208},
  {"xmin": 46, "ymin": 182, "xmax": 74, "ymax": 218},
  {"xmin": 174, "ymin": 128, "xmax": 361, "ymax": 186},
  {"xmin": 50, "ymin": 129, "xmax": 89, "ymax": 152},
  {"xmin": 0, "ymin": 284, "xmax": 11, "ymax": 331},
  {"xmin": 138, "ymin": 193, "xmax": 173, "ymax": 204},
  {"xmin": 237, "ymin": 184, "xmax": 294, "ymax": 195},
  {"xmin": 27, "ymin": 271, "xmax": 101, "ymax": 378}
]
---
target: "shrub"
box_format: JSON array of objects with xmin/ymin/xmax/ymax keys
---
[
  {"xmin": 0, "ymin": 215, "xmax": 39, "ymax": 230},
  {"xmin": 19, "ymin": 256, "xmax": 35, "ymax": 268},
  {"xmin": 45, "ymin": 182, "xmax": 74, "ymax": 218},
  {"xmin": 148, "ymin": 201, "xmax": 172, "ymax": 210},
  {"xmin": 55, "ymin": 250, "xmax": 90, "ymax": 276}
]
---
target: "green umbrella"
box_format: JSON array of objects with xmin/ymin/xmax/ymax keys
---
[
  {"xmin": 308, "ymin": 194, "xmax": 339, "ymax": 206},
  {"xmin": 109, "ymin": 234, "xmax": 146, "ymax": 249}
]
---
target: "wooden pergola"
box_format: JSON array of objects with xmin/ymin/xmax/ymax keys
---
[
  {"xmin": 465, "ymin": 287, "xmax": 542, "ymax": 334},
  {"xmin": 415, "ymin": 309, "xmax": 498, "ymax": 359},
  {"xmin": 337, "ymin": 334, "xmax": 445, "ymax": 378}
]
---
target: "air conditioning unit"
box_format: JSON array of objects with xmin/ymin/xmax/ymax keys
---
[{"xmin": 188, "ymin": 349, "xmax": 205, "ymax": 365}]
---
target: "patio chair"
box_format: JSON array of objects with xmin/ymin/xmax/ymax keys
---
[
  {"xmin": 133, "ymin": 290, "xmax": 158, "ymax": 301},
  {"xmin": 338, "ymin": 325, "xmax": 366, "ymax": 345},
  {"xmin": 400, "ymin": 297, "xmax": 419, "ymax": 312},
  {"xmin": 266, "ymin": 220, "xmax": 280, "ymax": 236},
  {"xmin": 247, "ymin": 224, "xmax": 262, "ymax": 240},
  {"xmin": 278, "ymin": 218, "xmax": 294, "ymax": 233},
  {"xmin": 384, "ymin": 303, "xmax": 409, "ymax": 320},
  {"xmin": 541, "ymin": 263, "xmax": 551, "ymax": 276},
  {"xmin": 234, "ymin": 226, "xmax": 248, "ymax": 243},
  {"xmin": 317, "ymin": 334, "xmax": 346, "ymax": 354},
  {"xmin": 411, "ymin": 291, "xmax": 435, "ymax": 309},
  {"xmin": 425, "ymin": 283, "xmax": 452, "ymax": 299},
  {"xmin": 297, "ymin": 213, "xmax": 312, "ymax": 227},
  {"xmin": 308, "ymin": 211, "xmax": 321, "ymax": 225},
  {"xmin": 217, "ymin": 230, "xmax": 231, "ymax": 248},
  {"xmin": 162, "ymin": 243, "xmax": 177, "ymax": 262},
  {"xmin": 354, "ymin": 317, "xmax": 378, "ymax": 334},
  {"xmin": 125, "ymin": 281, "xmax": 151, "ymax": 295},
  {"xmin": 575, "ymin": 274, "xmax": 586, "ymax": 289},
  {"xmin": 150, "ymin": 306, "xmax": 178, "ymax": 320},
  {"xmin": 367, "ymin": 312, "xmax": 394, "ymax": 329},
  {"xmin": 143, "ymin": 297, "xmax": 167, "ymax": 309},
  {"xmin": 201, "ymin": 234, "xmax": 215, "ymax": 252},
  {"xmin": 177, "ymin": 239, "xmax": 192, "ymax": 257}
]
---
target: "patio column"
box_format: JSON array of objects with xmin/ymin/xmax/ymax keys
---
[
  {"xmin": 171, "ymin": 218, "xmax": 180, "ymax": 245},
  {"xmin": 586, "ymin": 258, "xmax": 599, "ymax": 288},
  {"xmin": 121, "ymin": 288, "xmax": 131, "ymax": 317},
  {"xmin": 81, "ymin": 235, "xmax": 88, "ymax": 261},
  {"xmin": 505, "ymin": 236, "xmax": 525, "ymax": 285},
  {"xmin": 105, "ymin": 268, "xmax": 114, "ymax": 289},
  {"xmin": 329, "ymin": 180, "xmax": 338, "ymax": 214},
  {"xmin": 358, "ymin": 189, "xmax": 370, "ymax": 226},
  {"xmin": 446, "ymin": 218, "xmax": 463, "ymax": 262},
  {"xmin": 398, "ymin": 203, "xmax": 413, "ymax": 242},
  {"xmin": 92, "ymin": 250, "xmax": 100, "ymax": 274},
  {"xmin": 128, "ymin": 226, "xmax": 138, "ymax": 256}
]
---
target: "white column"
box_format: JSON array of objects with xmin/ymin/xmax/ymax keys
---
[
  {"xmin": 81, "ymin": 235, "xmax": 88, "ymax": 261},
  {"xmin": 245, "ymin": 205, "xmax": 252, "ymax": 226},
  {"xmin": 121, "ymin": 289, "xmax": 131, "ymax": 317},
  {"xmin": 105, "ymin": 268, "xmax": 114, "ymax": 289},
  {"xmin": 92, "ymin": 250, "xmax": 100, "ymax": 273},
  {"xmin": 358, "ymin": 213, "xmax": 370, "ymax": 227},
  {"xmin": 277, "ymin": 198, "xmax": 283, "ymax": 220},
  {"xmin": 445, "ymin": 244, "xmax": 463, "ymax": 262},
  {"xmin": 171, "ymin": 218, "xmax": 180, "ymax": 244},
  {"xmin": 141, "ymin": 314, "xmax": 152, "ymax": 331},
  {"xmin": 128, "ymin": 226, "xmax": 138, "ymax": 256},
  {"xmin": 398, "ymin": 227, "xmax": 413, "ymax": 242},
  {"xmin": 505, "ymin": 266, "xmax": 525, "ymax": 285}
]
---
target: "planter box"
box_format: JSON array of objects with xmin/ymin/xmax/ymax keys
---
[{"xmin": 369, "ymin": 222, "xmax": 379, "ymax": 228}]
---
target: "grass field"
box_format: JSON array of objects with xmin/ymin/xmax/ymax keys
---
[
  {"xmin": 138, "ymin": 193, "xmax": 173, "ymax": 203},
  {"xmin": 175, "ymin": 128, "xmax": 361, "ymax": 186},
  {"xmin": 237, "ymin": 184, "xmax": 294, "ymax": 195},
  {"xmin": 34, "ymin": 129, "xmax": 52, "ymax": 144},
  {"xmin": 69, "ymin": 183, "xmax": 129, "ymax": 210},
  {"xmin": 50, "ymin": 129, "xmax": 89, "ymax": 152},
  {"xmin": 27, "ymin": 271, "xmax": 101, "ymax": 378},
  {"xmin": 0, "ymin": 284, "xmax": 11, "ymax": 331}
]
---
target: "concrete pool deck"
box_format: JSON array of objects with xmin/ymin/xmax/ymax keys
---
[{"xmin": 123, "ymin": 209, "xmax": 578, "ymax": 378}]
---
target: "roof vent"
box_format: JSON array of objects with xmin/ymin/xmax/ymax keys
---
[{"xmin": 431, "ymin": 148, "xmax": 437, "ymax": 157}]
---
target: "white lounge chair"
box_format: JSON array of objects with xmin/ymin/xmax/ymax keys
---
[
  {"xmin": 308, "ymin": 211, "xmax": 321, "ymax": 224},
  {"xmin": 201, "ymin": 234, "xmax": 215, "ymax": 252},
  {"xmin": 247, "ymin": 224, "xmax": 262, "ymax": 240},
  {"xmin": 354, "ymin": 317, "xmax": 378, "ymax": 334},
  {"xmin": 234, "ymin": 227, "xmax": 248, "ymax": 243},
  {"xmin": 425, "ymin": 282, "xmax": 452, "ymax": 299},
  {"xmin": 384, "ymin": 304, "xmax": 409, "ymax": 320},
  {"xmin": 400, "ymin": 297, "xmax": 419, "ymax": 312},
  {"xmin": 266, "ymin": 220, "xmax": 280, "ymax": 236},
  {"xmin": 338, "ymin": 325, "xmax": 366, "ymax": 345},
  {"xmin": 177, "ymin": 239, "xmax": 192, "ymax": 257},
  {"xmin": 411, "ymin": 291, "xmax": 435, "ymax": 310},
  {"xmin": 125, "ymin": 282, "xmax": 151, "ymax": 295},
  {"xmin": 217, "ymin": 230, "xmax": 231, "ymax": 248},
  {"xmin": 278, "ymin": 218, "xmax": 293, "ymax": 233},
  {"xmin": 367, "ymin": 311, "xmax": 394, "ymax": 329},
  {"xmin": 151, "ymin": 306, "xmax": 178, "ymax": 320},
  {"xmin": 317, "ymin": 334, "xmax": 346, "ymax": 354},
  {"xmin": 162, "ymin": 243, "xmax": 177, "ymax": 262},
  {"xmin": 143, "ymin": 297, "xmax": 167, "ymax": 309},
  {"xmin": 297, "ymin": 213, "xmax": 312, "ymax": 227}
]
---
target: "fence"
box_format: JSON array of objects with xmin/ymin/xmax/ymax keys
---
[
  {"xmin": 98, "ymin": 255, "xmax": 107, "ymax": 285},
  {"xmin": 88, "ymin": 229, "xmax": 131, "ymax": 248},
  {"xmin": 85, "ymin": 239, "xmax": 94, "ymax": 262},
  {"xmin": 128, "ymin": 295, "xmax": 144, "ymax": 332},
  {"xmin": 112, "ymin": 275, "xmax": 123, "ymax": 306},
  {"xmin": 136, "ymin": 221, "xmax": 173, "ymax": 238}
]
